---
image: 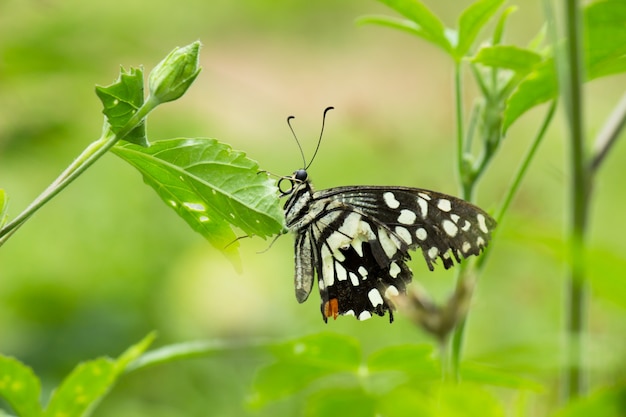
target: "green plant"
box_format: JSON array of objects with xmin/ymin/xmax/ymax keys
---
[{"xmin": 1, "ymin": 0, "xmax": 625, "ymax": 416}]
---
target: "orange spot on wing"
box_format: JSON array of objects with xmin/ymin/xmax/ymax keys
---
[{"xmin": 323, "ymin": 298, "xmax": 339, "ymax": 320}]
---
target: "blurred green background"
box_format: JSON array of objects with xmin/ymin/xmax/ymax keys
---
[{"xmin": 1, "ymin": 0, "xmax": 625, "ymax": 415}]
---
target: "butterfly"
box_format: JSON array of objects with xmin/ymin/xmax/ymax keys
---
[{"xmin": 278, "ymin": 107, "xmax": 496, "ymax": 323}]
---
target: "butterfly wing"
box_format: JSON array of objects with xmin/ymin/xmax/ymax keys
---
[
  {"xmin": 296, "ymin": 186, "xmax": 495, "ymax": 322},
  {"xmin": 317, "ymin": 186, "xmax": 496, "ymax": 270}
]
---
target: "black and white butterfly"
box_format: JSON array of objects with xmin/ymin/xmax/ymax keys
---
[{"xmin": 278, "ymin": 107, "xmax": 496, "ymax": 323}]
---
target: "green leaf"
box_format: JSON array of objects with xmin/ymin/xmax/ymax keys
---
[
  {"xmin": 250, "ymin": 333, "xmax": 362, "ymax": 407},
  {"xmin": 377, "ymin": 385, "xmax": 431, "ymax": 417},
  {"xmin": 111, "ymin": 138, "xmax": 284, "ymax": 266},
  {"xmin": 366, "ymin": 0, "xmax": 452, "ymax": 54},
  {"xmin": 126, "ymin": 338, "xmax": 267, "ymax": 373},
  {"xmin": 367, "ymin": 344, "xmax": 439, "ymax": 380},
  {"xmin": 502, "ymin": 57, "xmax": 557, "ymax": 133},
  {"xmin": 456, "ymin": 0, "xmax": 505, "ymax": 59},
  {"xmin": 492, "ymin": 6, "xmax": 518, "ymax": 45},
  {"xmin": 268, "ymin": 333, "xmax": 361, "ymax": 371},
  {"xmin": 115, "ymin": 332, "xmax": 157, "ymax": 372},
  {"xmin": 304, "ymin": 387, "xmax": 376, "ymax": 417},
  {"xmin": 95, "ymin": 67, "xmax": 147, "ymax": 147},
  {"xmin": 551, "ymin": 384, "xmax": 626, "ymax": 417},
  {"xmin": 587, "ymin": 244, "xmax": 626, "ymax": 309},
  {"xmin": 473, "ymin": 45, "xmax": 542, "ymax": 74},
  {"xmin": 585, "ymin": 0, "xmax": 626, "ymax": 80},
  {"xmin": 43, "ymin": 334, "xmax": 154, "ymax": 417},
  {"xmin": 436, "ymin": 384, "xmax": 506, "ymax": 417},
  {"xmin": 0, "ymin": 356, "xmax": 43, "ymax": 417},
  {"xmin": 0, "ymin": 189, "xmax": 8, "ymax": 228},
  {"xmin": 44, "ymin": 358, "xmax": 116, "ymax": 417},
  {"xmin": 460, "ymin": 361, "xmax": 544, "ymax": 390}
]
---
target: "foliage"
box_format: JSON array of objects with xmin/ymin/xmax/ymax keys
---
[
  {"xmin": 0, "ymin": 334, "xmax": 154, "ymax": 417},
  {"xmin": 1, "ymin": 0, "xmax": 625, "ymax": 416}
]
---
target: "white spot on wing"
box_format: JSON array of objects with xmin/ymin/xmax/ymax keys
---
[
  {"xmin": 321, "ymin": 246, "xmax": 334, "ymax": 287},
  {"xmin": 389, "ymin": 262, "xmax": 401, "ymax": 278},
  {"xmin": 476, "ymin": 236, "xmax": 485, "ymax": 247},
  {"xmin": 442, "ymin": 220, "xmax": 458, "ymax": 237},
  {"xmin": 368, "ymin": 288, "xmax": 384, "ymax": 307},
  {"xmin": 358, "ymin": 311, "xmax": 372, "ymax": 320},
  {"xmin": 383, "ymin": 192, "xmax": 400, "ymax": 209},
  {"xmin": 385, "ymin": 285, "xmax": 399, "ymax": 298},
  {"xmin": 378, "ymin": 227, "xmax": 399, "ymax": 258},
  {"xmin": 417, "ymin": 197, "xmax": 428, "ymax": 218},
  {"xmin": 462, "ymin": 220, "xmax": 471, "ymax": 231},
  {"xmin": 398, "ymin": 209, "xmax": 417, "ymax": 225},
  {"xmin": 451, "ymin": 214, "xmax": 460, "ymax": 223},
  {"xmin": 358, "ymin": 266, "xmax": 368, "ymax": 278},
  {"xmin": 418, "ymin": 192, "xmax": 431, "ymax": 200},
  {"xmin": 394, "ymin": 226, "xmax": 412, "ymax": 245},
  {"xmin": 477, "ymin": 213, "xmax": 489, "ymax": 234},
  {"xmin": 349, "ymin": 272, "xmax": 360, "ymax": 286},
  {"xmin": 415, "ymin": 228, "xmax": 427, "ymax": 241},
  {"xmin": 437, "ymin": 199, "xmax": 452, "ymax": 212},
  {"xmin": 462, "ymin": 241, "xmax": 472, "ymax": 253},
  {"xmin": 336, "ymin": 263, "xmax": 348, "ymax": 281},
  {"xmin": 428, "ymin": 247, "xmax": 439, "ymax": 259},
  {"xmin": 344, "ymin": 310, "xmax": 355, "ymax": 317}
]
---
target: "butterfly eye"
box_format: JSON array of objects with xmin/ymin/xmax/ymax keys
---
[
  {"xmin": 278, "ymin": 177, "xmax": 294, "ymax": 196},
  {"xmin": 294, "ymin": 169, "xmax": 308, "ymax": 182}
]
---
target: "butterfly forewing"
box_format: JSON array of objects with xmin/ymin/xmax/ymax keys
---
[{"xmin": 284, "ymin": 177, "xmax": 496, "ymax": 323}]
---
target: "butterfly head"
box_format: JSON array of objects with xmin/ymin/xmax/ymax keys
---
[{"xmin": 278, "ymin": 168, "xmax": 309, "ymax": 197}]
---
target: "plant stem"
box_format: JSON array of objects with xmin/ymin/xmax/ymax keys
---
[
  {"xmin": 562, "ymin": 0, "xmax": 588, "ymax": 400},
  {"xmin": 0, "ymin": 99, "xmax": 155, "ymax": 246},
  {"xmin": 590, "ymin": 92, "xmax": 626, "ymax": 173},
  {"xmin": 454, "ymin": 62, "xmax": 470, "ymax": 200},
  {"xmin": 0, "ymin": 133, "xmax": 117, "ymax": 245}
]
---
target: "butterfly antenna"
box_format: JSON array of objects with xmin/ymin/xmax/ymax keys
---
[
  {"xmin": 287, "ymin": 115, "xmax": 307, "ymax": 169},
  {"xmin": 306, "ymin": 106, "xmax": 334, "ymax": 170}
]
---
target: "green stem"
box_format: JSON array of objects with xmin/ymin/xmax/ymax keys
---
[
  {"xmin": 454, "ymin": 62, "xmax": 469, "ymax": 199},
  {"xmin": 450, "ymin": 264, "xmax": 469, "ymax": 382},
  {"xmin": 0, "ymin": 99, "xmax": 155, "ymax": 246},
  {"xmin": 495, "ymin": 102, "xmax": 556, "ymax": 227},
  {"xmin": 474, "ymin": 101, "xmax": 557, "ymax": 271},
  {"xmin": 562, "ymin": 0, "xmax": 588, "ymax": 400}
]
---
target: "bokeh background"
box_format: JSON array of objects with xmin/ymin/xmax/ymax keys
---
[{"xmin": 1, "ymin": 0, "xmax": 625, "ymax": 415}]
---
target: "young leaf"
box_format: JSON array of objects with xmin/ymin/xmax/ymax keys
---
[
  {"xmin": 551, "ymin": 384, "xmax": 626, "ymax": 417},
  {"xmin": 0, "ymin": 189, "xmax": 8, "ymax": 228},
  {"xmin": 585, "ymin": 0, "xmax": 626, "ymax": 80},
  {"xmin": 492, "ymin": 6, "xmax": 518, "ymax": 45},
  {"xmin": 250, "ymin": 333, "xmax": 362, "ymax": 408},
  {"xmin": 43, "ymin": 334, "xmax": 154, "ymax": 417},
  {"xmin": 368, "ymin": 0, "xmax": 452, "ymax": 54},
  {"xmin": 43, "ymin": 358, "xmax": 116, "ymax": 417},
  {"xmin": 472, "ymin": 45, "xmax": 542, "ymax": 75},
  {"xmin": 95, "ymin": 67, "xmax": 147, "ymax": 147},
  {"xmin": 456, "ymin": 0, "xmax": 505, "ymax": 59},
  {"xmin": 367, "ymin": 344, "xmax": 439, "ymax": 380},
  {"xmin": 304, "ymin": 387, "xmax": 376, "ymax": 417},
  {"xmin": 502, "ymin": 58, "xmax": 557, "ymax": 133},
  {"xmin": 111, "ymin": 138, "xmax": 284, "ymax": 265},
  {"xmin": 0, "ymin": 356, "xmax": 43, "ymax": 417},
  {"xmin": 115, "ymin": 332, "xmax": 157, "ymax": 373},
  {"xmin": 460, "ymin": 361, "xmax": 543, "ymax": 390}
]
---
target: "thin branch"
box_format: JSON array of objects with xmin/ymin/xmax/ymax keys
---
[{"xmin": 590, "ymin": 92, "xmax": 626, "ymax": 173}]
